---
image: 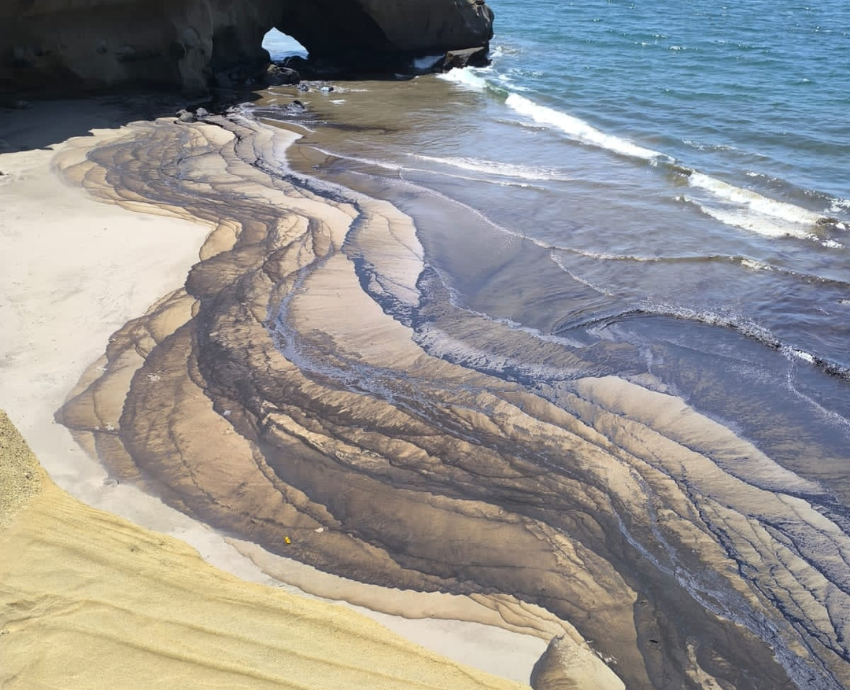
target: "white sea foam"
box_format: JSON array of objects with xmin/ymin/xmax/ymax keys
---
[
  {"xmin": 504, "ymin": 93, "xmax": 667, "ymax": 162},
  {"xmin": 495, "ymin": 73, "xmax": 531, "ymax": 92},
  {"xmin": 323, "ymin": 149, "xmax": 546, "ymax": 190},
  {"xmin": 412, "ymin": 154, "xmax": 567, "ymax": 181},
  {"xmin": 829, "ymin": 198, "xmax": 850, "ymax": 214},
  {"xmin": 689, "ymin": 173, "xmax": 823, "ymax": 225},
  {"xmin": 412, "ymin": 55, "xmax": 444, "ymax": 71},
  {"xmin": 437, "ymin": 68, "xmax": 489, "ymax": 91},
  {"xmin": 789, "ymin": 348, "xmax": 815, "ymax": 364},
  {"xmin": 686, "ymin": 172, "xmax": 829, "ymax": 240},
  {"xmin": 310, "ymin": 146, "xmax": 404, "ymax": 173},
  {"xmin": 740, "ymin": 258, "xmax": 773, "ymax": 271},
  {"xmin": 550, "ymin": 256, "xmax": 617, "ymax": 297},
  {"xmin": 638, "ymin": 303, "xmax": 781, "ymax": 347}
]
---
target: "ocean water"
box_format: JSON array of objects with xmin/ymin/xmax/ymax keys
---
[
  {"xmin": 264, "ymin": 0, "xmax": 850, "ymax": 379},
  {"xmin": 246, "ymin": 6, "xmax": 850, "ymax": 686}
]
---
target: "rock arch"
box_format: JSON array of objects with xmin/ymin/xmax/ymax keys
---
[{"xmin": 0, "ymin": 0, "xmax": 493, "ymax": 95}]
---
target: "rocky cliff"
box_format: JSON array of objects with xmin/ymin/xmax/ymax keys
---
[{"xmin": 0, "ymin": 0, "xmax": 493, "ymax": 95}]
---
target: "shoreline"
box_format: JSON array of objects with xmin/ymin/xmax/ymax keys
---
[{"xmin": 0, "ymin": 99, "xmax": 553, "ymax": 686}]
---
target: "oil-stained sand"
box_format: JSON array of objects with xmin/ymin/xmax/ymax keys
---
[{"xmin": 56, "ymin": 112, "xmax": 850, "ymax": 689}]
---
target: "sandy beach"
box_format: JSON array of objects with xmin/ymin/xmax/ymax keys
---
[
  {"xmin": 3, "ymin": 92, "xmax": 846, "ymax": 690},
  {"xmin": 0, "ymin": 409, "xmax": 527, "ymax": 690},
  {"xmin": 0, "ymin": 99, "xmax": 563, "ymax": 688}
]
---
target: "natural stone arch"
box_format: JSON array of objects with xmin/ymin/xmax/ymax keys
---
[{"xmin": 0, "ymin": 0, "xmax": 494, "ymax": 95}]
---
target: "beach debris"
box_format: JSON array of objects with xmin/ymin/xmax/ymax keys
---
[
  {"xmin": 314, "ymin": 527, "xmax": 324, "ymax": 533},
  {"xmin": 284, "ymin": 536, "xmax": 292, "ymax": 545}
]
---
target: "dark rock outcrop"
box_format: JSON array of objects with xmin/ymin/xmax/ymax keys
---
[
  {"xmin": 0, "ymin": 0, "xmax": 493, "ymax": 95},
  {"xmin": 264, "ymin": 64, "xmax": 300, "ymax": 86},
  {"xmin": 441, "ymin": 46, "xmax": 490, "ymax": 71}
]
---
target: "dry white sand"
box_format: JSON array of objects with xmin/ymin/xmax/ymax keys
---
[{"xmin": 0, "ymin": 101, "xmax": 547, "ymax": 684}]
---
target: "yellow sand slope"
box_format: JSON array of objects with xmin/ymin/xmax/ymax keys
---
[{"xmin": 0, "ymin": 410, "xmax": 526, "ymax": 690}]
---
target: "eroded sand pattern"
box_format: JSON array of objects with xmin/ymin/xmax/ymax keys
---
[
  {"xmin": 0, "ymin": 411, "xmax": 525, "ymax": 690},
  {"xmin": 57, "ymin": 114, "xmax": 850, "ymax": 689}
]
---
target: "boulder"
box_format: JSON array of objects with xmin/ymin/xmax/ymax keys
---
[
  {"xmin": 0, "ymin": 0, "xmax": 493, "ymax": 95},
  {"xmin": 265, "ymin": 64, "xmax": 301, "ymax": 86},
  {"xmin": 441, "ymin": 46, "xmax": 490, "ymax": 71}
]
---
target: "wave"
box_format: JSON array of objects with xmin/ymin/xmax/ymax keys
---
[
  {"xmin": 437, "ymin": 67, "xmax": 492, "ymax": 91},
  {"xmin": 437, "ymin": 68, "xmax": 848, "ymax": 248},
  {"xmin": 552, "ymin": 247, "xmax": 783, "ymax": 275},
  {"xmin": 411, "ymin": 154, "xmax": 568, "ymax": 181},
  {"xmin": 504, "ymin": 93, "xmax": 668, "ymax": 162},
  {"xmin": 558, "ymin": 303, "xmax": 850, "ymax": 383},
  {"xmin": 439, "ymin": 69, "xmax": 666, "ymax": 162},
  {"xmin": 552, "ymin": 248, "xmax": 850, "ymax": 295},
  {"xmin": 302, "ymin": 146, "xmax": 545, "ymax": 189},
  {"xmin": 683, "ymin": 172, "xmax": 838, "ymax": 241},
  {"xmin": 411, "ymin": 54, "xmax": 445, "ymax": 71}
]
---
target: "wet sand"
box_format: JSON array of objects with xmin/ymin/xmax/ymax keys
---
[
  {"xmin": 0, "ymin": 410, "xmax": 526, "ymax": 690},
  {"xmin": 0, "ymin": 100, "xmax": 552, "ymax": 687},
  {"xmin": 2, "ymin": 95, "xmax": 849, "ymax": 689}
]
